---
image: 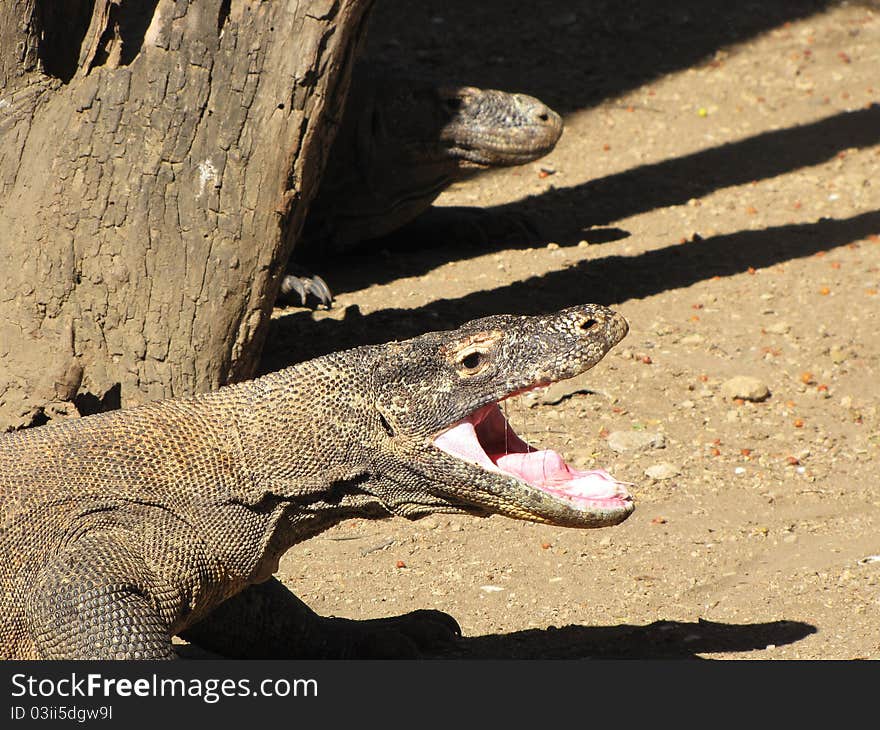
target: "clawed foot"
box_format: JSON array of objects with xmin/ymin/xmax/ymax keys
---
[
  {"xmin": 278, "ymin": 271, "xmax": 333, "ymax": 308},
  {"xmin": 322, "ymin": 609, "xmax": 462, "ymax": 658}
]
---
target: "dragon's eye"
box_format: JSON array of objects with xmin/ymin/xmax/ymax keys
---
[
  {"xmin": 460, "ymin": 351, "xmax": 483, "ymax": 370},
  {"xmin": 448, "ymin": 332, "xmax": 502, "ymax": 375}
]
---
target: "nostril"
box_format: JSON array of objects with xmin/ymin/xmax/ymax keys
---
[
  {"xmin": 580, "ymin": 318, "xmax": 598, "ymax": 331},
  {"xmin": 537, "ymin": 112, "xmax": 549, "ymax": 122}
]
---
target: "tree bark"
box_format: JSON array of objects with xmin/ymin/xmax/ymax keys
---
[{"xmin": 0, "ymin": 0, "xmax": 373, "ymax": 429}]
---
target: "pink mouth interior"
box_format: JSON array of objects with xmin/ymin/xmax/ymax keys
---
[{"xmin": 433, "ymin": 402, "xmax": 633, "ymax": 511}]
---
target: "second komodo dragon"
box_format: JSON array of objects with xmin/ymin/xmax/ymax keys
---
[
  {"xmin": 281, "ymin": 69, "xmax": 564, "ymax": 306},
  {"xmin": 1, "ymin": 304, "xmax": 632, "ymax": 659}
]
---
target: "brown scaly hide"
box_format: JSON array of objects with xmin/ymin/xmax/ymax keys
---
[{"xmin": 1, "ymin": 304, "xmax": 629, "ymax": 659}]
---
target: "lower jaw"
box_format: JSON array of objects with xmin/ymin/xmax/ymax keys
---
[
  {"xmin": 512, "ymin": 507, "xmax": 633, "ymax": 529},
  {"xmin": 574, "ymin": 497, "xmax": 634, "ymax": 513},
  {"xmin": 568, "ymin": 499, "xmax": 634, "ymax": 522},
  {"xmin": 495, "ymin": 493, "xmax": 635, "ymax": 528},
  {"xmin": 542, "ymin": 491, "xmax": 634, "ymax": 514}
]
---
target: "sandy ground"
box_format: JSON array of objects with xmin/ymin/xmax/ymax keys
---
[{"xmin": 263, "ymin": 1, "xmax": 880, "ymax": 659}]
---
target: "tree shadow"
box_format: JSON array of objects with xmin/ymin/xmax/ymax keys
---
[
  {"xmin": 439, "ymin": 618, "xmax": 817, "ymax": 659},
  {"xmin": 268, "ymin": 1, "xmax": 878, "ymax": 371},
  {"xmin": 264, "ymin": 209, "xmax": 880, "ymax": 369},
  {"xmin": 364, "ymin": 0, "xmax": 833, "ymax": 115},
  {"xmin": 314, "ymin": 104, "xmax": 880, "ymax": 294}
]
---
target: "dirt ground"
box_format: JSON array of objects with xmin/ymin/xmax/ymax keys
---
[{"xmin": 264, "ymin": 1, "xmax": 880, "ymax": 659}]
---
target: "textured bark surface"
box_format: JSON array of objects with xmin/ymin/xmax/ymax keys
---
[{"xmin": 0, "ymin": 0, "xmax": 373, "ymax": 429}]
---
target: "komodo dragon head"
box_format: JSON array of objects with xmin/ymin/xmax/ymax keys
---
[
  {"xmin": 301, "ymin": 71, "xmax": 564, "ymax": 253},
  {"xmin": 398, "ymin": 84, "xmax": 564, "ymax": 168},
  {"xmin": 360, "ymin": 304, "xmax": 634, "ymax": 528},
  {"xmin": 354, "ymin": 74, "xmax": 564, "ymax": 170}
]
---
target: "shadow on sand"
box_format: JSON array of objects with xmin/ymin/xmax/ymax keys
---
[
  {"xmin": 440, "ymin": 618, "xmax": 817, "ymax": 659},
  {"xmin": 264, "ymin": 209, "xmax": 880, "ymax": 369}
]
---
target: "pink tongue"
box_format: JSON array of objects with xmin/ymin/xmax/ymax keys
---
[
  {"xmin": 494, "ymin": 450, "xmax": 570, "ymax": 483},
  {"xmin": 495, "ymin": 451, "xmax": 624, "ymax": 499}
]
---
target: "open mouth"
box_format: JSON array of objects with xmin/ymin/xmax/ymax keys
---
[{"xmin": 433, "ymin": 399, "xmax": 634, "ymax": 513}]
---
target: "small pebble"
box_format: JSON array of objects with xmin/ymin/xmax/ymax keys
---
[
  {"xmin": 720, "ymin": 376, "xmax": 771, "ymax": 402},
  {"xmin": 830, "ymin": 346, "xmax": 848, "ymax": 364},
  {"xmin": 764, "ymin": 321, "xmax": 791, "ymax": 334},
  {"xmin": 607, "ymin": 430, "xmax": 666, "ymax": 453},
  {"xmin": 645, "ymin": 463, "xmax": 681, "ymax": 480}
]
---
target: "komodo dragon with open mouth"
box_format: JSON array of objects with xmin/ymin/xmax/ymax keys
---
[
  {"xmin": 281, "ymin": 69, "xmax": 564, "ymax": 306},
  {"xmin": 0, "ymin": 304, "xmax": 632, "ymax": 659}
]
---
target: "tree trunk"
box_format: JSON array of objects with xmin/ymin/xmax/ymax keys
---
[{"xmin": 0, "ymin": 0, "xmax": 373, "ymax": 430}]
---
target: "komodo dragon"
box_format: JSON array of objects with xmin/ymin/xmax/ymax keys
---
[
  {"xmin": 0, "ymin": 304, "xmax": 632, "ymax": 659},
  {"xmin": 281, "ymin": 70, "xmax": 564, "ymax": 306}
]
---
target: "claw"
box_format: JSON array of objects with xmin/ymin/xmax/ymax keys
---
[
  {"xmin": 306, "ymin": 274, "xmax": 333, "ymax": 307},
  {"xmin": 278, "ymin": 272, "xmax": 334, "ymax": 309},
  {"xmin": 279, "ymin": 274, "xmax": 308, "ymax": 306}
]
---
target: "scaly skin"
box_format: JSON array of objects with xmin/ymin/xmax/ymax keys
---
[
  {"xmin": 280, "ymin": 70, "xmax": 563, "ymax": 305},
  {"xmin": 0, "ymin": 304, "xmax": 631, "ymax": 659}
]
